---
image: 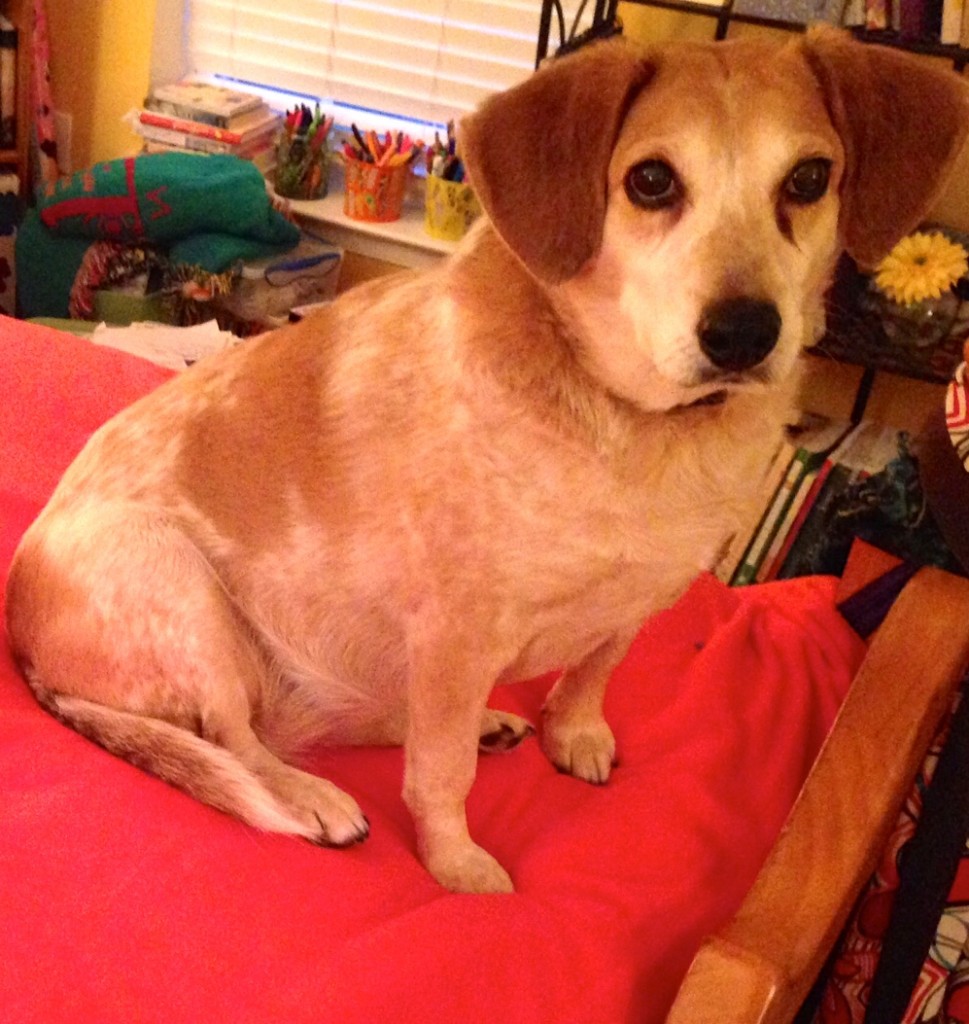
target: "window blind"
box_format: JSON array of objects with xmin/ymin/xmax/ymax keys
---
[{"xmin": 185, "ymin": 0, "xmax": 559, "ymax": 128}]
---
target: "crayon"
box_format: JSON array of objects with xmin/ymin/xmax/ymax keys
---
[{"xmin": 351, "ymin": 123, "xmax": 371, "ymax": 161}]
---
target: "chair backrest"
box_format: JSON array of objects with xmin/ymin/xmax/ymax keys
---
[{"xmin": 666, "ymin": 567, "xmax": 969, "ymax": 1024}]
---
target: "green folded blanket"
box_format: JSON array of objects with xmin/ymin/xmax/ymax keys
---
[
  {"xmin": 38, "ymin": 153, "xmax": 299, "ymax": 251},
  {"xmin": 17, "ymin": 210, "xmax": 91, "ymax": 319}
]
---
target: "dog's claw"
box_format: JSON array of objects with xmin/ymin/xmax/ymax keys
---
[{"xmin": 310, "ymin": 811, "xmax": 370, "ymax": 848}]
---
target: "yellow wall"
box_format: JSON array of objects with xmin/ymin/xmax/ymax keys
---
[
  {"xmin": 45, "ymin": 0, "xmax": 157, "ymax": 169},
  {"xmin": 619, "ymin": 3, "xmax": 718, "ymax": 41}
]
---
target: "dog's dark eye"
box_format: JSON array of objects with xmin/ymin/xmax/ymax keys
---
[
  {"xmin": 625, "ymin": 160, "xmax": 680, "ymax": 209},
  {"xmin": 784, "ymin": 158, "xmax": 832, "ymax": 204}
]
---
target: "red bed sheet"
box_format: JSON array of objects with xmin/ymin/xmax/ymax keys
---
[{"xmin": 0, "ymin": 316, "xmax": 866, "ymax": 1023}]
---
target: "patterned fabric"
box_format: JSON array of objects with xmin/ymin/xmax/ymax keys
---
[
  {"xmin": 814, "ymin": 710, "xmax": 950, "ymax": 1023},
  {"xmin": 67, "ymin": 239, "xmax": 240, "ymax": 330},
  {"xmin": 904, "ymin": 892, "xmax": 969, "ymax": 1022},
  {"xmin": 898, "ymin": 729, "xmax": 969, "ymax": 1023},
  {"xmin": 813, "ymin": 636, "xmax": 969, "ymax": 1023},
  {"xmin": 31, "ymin": 0, "xmax": 59, "ymax": 185},
  {"xmin": 68, "ymin": 240, "xmax": 165, "ymax": 320},
  {"xmin": 944, "ymin": 341, "xmax": 969, "ymax": 472},
  {"xmin": 887, "ymin": 338, "xmax": 969, "ymax": 1024}
]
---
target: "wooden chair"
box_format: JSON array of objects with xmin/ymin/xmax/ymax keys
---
[{"xmin": 667, "ymin": 566, "xmax": 969, "ymax": 1023}]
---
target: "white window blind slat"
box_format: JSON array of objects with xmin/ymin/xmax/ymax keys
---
[{"xmin": 184, "ymin": 0, "xmax": 588, "ymax": 129}]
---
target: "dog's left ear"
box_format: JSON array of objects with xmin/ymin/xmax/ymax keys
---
[
  {"xmin": 802, "ymin": 25, "xmax": 969, "ymax": 269},
  {"xmin": 459, "ymin": 40, "xmax": 653, "ymax": 283}
]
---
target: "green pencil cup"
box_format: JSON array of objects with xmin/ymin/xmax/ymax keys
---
[{"xmin": 274, "ymin": 133, "xmax": 329, "ymax": 200}]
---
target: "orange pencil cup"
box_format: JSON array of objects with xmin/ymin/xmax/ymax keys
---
[
  {"xmin": 342, "ymin": 156, "xmax": 409, "ymax": 222},
  {"xmin": 424, "ymin": 176, "xmax": 481, "ymax": 241}
]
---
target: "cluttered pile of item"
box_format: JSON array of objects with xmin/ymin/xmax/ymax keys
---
[{"xmin": 16, "ymin": 151, "xmax": 341, "ymax": 340}]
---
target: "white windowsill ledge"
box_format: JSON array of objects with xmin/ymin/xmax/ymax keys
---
[{"xmin": 273, "ymin": 164, "xmax": 456, "ymax": 270}]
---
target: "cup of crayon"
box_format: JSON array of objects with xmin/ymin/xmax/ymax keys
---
[
  {"xmin": 274, "ymin": 107, "xmax": 333, "ymax": 200},
  {"xmin": 275, "ymin": 135, "xmax": 329, "ymax": 200},
  {"xmin": 422, "ymin": 122, "xmax": 479, "ymax": 241},
  {"xmin": 342, "ymin": 156, "xmax": 409, "ymax": 222},
  {"xmin": 424, "ymin": 175, "xmax": 480, "ymax": 241},
  {"xmin": 341, "ymin": 127, "xmax": 422, "ymax": 223}
]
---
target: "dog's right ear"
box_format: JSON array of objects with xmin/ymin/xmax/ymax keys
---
[
  {"xmin": 802, "ymin": 25, "xmax": 969, "ymax": 269},
  {"xmin": 459, "ymin": 40, "xmax": 653, "ymax": 284}
]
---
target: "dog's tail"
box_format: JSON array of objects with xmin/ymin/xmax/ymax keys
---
[{"xmin": 35, "ymin": 686, "xmax": 318, "ymax": 838}]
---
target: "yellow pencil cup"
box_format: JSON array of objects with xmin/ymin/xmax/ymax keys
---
[
  {"xmin": 424, "ymin": 175, "xmax": 481, "ymax": 241},
  {"xmin": 342, "ymin": 156, "xmax": 409, "ymax": 222}
]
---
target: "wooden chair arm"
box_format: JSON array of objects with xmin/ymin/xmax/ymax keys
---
[{"xmin": 666, "ymin": 567, "xmax": 969, "ymax": 1024}]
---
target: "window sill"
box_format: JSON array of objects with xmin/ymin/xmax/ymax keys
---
[{"xmin": 275, "ymin": 165, "xmax": 456, "ymax": 270}]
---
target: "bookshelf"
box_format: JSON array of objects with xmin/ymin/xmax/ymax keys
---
[{"xmin": 0, "ymin": 0, "xmax": 30, "ymax": 191}]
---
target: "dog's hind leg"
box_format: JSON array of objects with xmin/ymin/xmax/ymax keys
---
[
  {"xmin": 478, "ymin": 709, "xmax": 534, "ymax": 752},
  {"xmin": 34, "ymin": 688, "xmax": 358, "ymax": 839},
  {"xmin": 39, "ymin": 691, "xmax": 368, "ymax": 846},
  {"xmin": 8, "ymin": 505, "xmax": 369, "ymax": 847}
]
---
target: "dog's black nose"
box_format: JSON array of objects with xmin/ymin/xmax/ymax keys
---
[{"xmin": 698, "ymin": 298, "xmax": 782, "ymax": 373}]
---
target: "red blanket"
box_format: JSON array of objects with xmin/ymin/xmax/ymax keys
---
[{"xmin": 0, "ymin": 317, "xmax": 866, "ymax": 1023}]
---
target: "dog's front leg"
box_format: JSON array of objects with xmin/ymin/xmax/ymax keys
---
[
  {"xmin": 403, "ymin": 632, "xmax": 513, "ymax": 894},
  {"xmin": 542, "ymin": 631, "xmax": 636, "ymax": 785}
]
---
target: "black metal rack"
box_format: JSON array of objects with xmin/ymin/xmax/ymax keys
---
[{"xmin": 536, "ymin": 0, "xmax": 969, "ymax": 70}]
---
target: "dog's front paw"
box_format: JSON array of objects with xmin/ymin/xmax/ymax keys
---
[
  {"xmin": 425, "ymin": 842, "xmax": 515, "ymax": 894},
  {"xmin": 542, "ymin": 715, "xmax": 616, "ymax": 785}
]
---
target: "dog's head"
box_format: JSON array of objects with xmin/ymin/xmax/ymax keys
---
[{"xmin": 460, "ymin": 29, "xmax": 969, "ymax": 412}]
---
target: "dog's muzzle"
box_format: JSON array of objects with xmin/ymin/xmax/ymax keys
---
[{"xmin": 698, "ymin": 298, "xmax": 781, "ymax": 374}]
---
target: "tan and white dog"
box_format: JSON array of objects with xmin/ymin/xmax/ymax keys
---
[{"xmin": 6, "ymin": 28, "xmax": 968, "ymax": 893}]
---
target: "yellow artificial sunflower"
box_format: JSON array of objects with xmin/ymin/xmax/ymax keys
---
[{"xmin": 874, "ymin": 231, "xmax": 968, "ymax": 307}]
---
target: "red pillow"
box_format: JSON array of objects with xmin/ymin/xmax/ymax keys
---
[{"xmin": 0, "ymin": 316, "xmax": 865, "ymax": 1022}]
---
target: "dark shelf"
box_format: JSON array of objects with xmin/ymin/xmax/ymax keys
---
[
  {"xmin": 850, "ymin": 27, "xmax": 969, "ymax": 65},
  {"xmin": 537, "ymin": 0, "xmax": 969, "ymax": 67}
]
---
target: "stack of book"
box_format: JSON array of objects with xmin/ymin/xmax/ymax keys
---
[
  {"xmin": 731, "ymin": 0, "xmax": 969, "ymax": 46},
  {"xmin": 714, "ymin": 414, "xmax": 956, "ymax": 585},
  {"xmin": 0, "ymin": 170, "xmax": 17, "ymax": 317},
  {"xmin": 132, "ymin": 81, "xmax": 282, "ymax": 174}
]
